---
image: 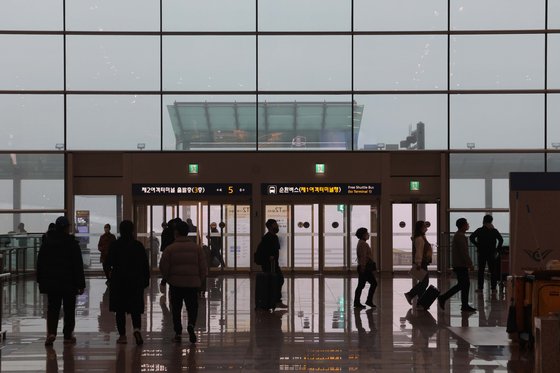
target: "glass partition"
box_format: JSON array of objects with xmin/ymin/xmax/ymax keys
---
[
  {"xmin": 163, "ymin": 36, "xmax": 256, "ymax": 91},
  {"xmin": 163, "ymin": 0, "xmax": 255, "ymax": 32},
  {"xmin": 450, "ymin": 95, "xmax": 544, "ymax": 149},
  {"xmin": 354, "ymin": 0, "xmax": 446, "ymax": 31},
  {"xmin": 0, "ymin": 0, "xmax": 62, "ymax": 31},
  {"xmin": 259, "ymin": 0, "xmax": 350, "ymax": 31},
  {"xmin": 451, "ymin": 35, "xmax": 544, "ymax": 90},
  {"xmin": 67, "ymin": 95, "xmax": 161, "ymax": 150},
  {"xmin": 0, "ymin": 35, "xmax": 63, "ymax": 90},
  {"xmin": 451, "ymin": 0, "xmax": 545, "ymax": 30},
  {"xmin": 66, "ymin": 0, "xmax": 159, "ymax": 31},
  {"xmin": 258, "ymin": 36, "xmax": 351, "ymax": 91},
  {"xmin": 0, "ymin": 95, "xmax": 64, "ymax": 151},
  {"xmin": 354, "ymin": 35, "xmax": 447, "ymax": 90},
  {"xmin": 66, "ymin": 36, "xmax": 160, "ymax": 91},
  {"xmin": 355, "ymin": 94, "xmax": 447, "ymax": 150}
]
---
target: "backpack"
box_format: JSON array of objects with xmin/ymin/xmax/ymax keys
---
[{"xmin": 254, "ymin": 241, "xmax": 266, "ymax": 265}]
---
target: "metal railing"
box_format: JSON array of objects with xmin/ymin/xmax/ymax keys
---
[{"xmin": 0, "ymin": 234, "xmax": 43, "ymax": 275}]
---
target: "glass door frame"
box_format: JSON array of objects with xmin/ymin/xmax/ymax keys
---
[
  {"xmin": 134, "ymin": 200, "xmax": 252, "ymax": 272},
  {"xmin": 263, "ymin": 201, "xmax": 379, "ymax": 274},
  {"xmin": 391, "ymin": 200, "xmax": 440, "ymax": 272}
]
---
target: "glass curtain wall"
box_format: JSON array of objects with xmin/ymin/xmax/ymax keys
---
[{"xmin": 1, "ymin": 2, "xmax": 559, "ymax": 236}]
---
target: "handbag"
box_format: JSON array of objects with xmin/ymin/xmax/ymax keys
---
[
  {"xmin": 365, "ymin": 259, "xmax": 377, "ymax": 272},
  {"xmin": 409, "ymin": 266, "xmax": 427, "ymax": 281}
]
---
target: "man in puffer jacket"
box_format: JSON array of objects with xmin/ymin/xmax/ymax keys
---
[{"xmin": 159, "ymin": 221, "xmax": 207, "ymax": 344}]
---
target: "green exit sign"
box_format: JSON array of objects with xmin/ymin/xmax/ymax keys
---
[
  {"xmin": 410, "ymin": 181, "xmax": 420, "ymax": 191},
  {"xmin": 188, "ymin": 164, "xmax": 199, "ymax": 174},
  {"xmin": 337, "ymin": 204, "xmax": 345, "ymax": 212},
  {"xmin": 315, "ymin": 164, "xmax": 325, "ymax": 174}
]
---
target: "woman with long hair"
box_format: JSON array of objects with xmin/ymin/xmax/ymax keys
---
[
  {"xmin": 404, "ymin": 221, "xmax": 432, "ymax": 306},
  {"xmin": 107, "ymin": 220, "xmax": 150, "ymax": 345}
]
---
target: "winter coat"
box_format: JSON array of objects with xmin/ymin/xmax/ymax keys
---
[
  {"xmin": 107, "ymin": 237, "xmax": 150, "ymax": 314},
  {"xmin": 36, "ymin": 230, "xmax": 85, "ymax": 295},
  {"xmin": 159, "ymin": 237, "xmax": 207, "ymax": 288},
  {"xmin": 258, "ymin": 232, "xmax": 280, "ymax": 272},
  {"xmin": 97, "ymin": 232, "xmax": 116, "ymax": 263}
]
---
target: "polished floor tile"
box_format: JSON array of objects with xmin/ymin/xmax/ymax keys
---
[{"xmin": 0, "ymin": 275, "xmax": 535, "ymax": 372}]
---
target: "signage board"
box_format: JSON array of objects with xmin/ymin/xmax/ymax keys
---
[
  {"xmin": 133, "ymin": 184, "xmax": 251, "ymax": 196},
  {"xmin": 262, "ymin": 183, "xmax": 381, "ymax": 196}
]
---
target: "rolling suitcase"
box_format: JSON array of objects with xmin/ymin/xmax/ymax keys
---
[
  {"xmin": 255, "ymin": 271, "xmax": 279, "ymax": 311},
  {"xmin": 417, "ymin": 285, "xmax": 440, "ymax": 310}
]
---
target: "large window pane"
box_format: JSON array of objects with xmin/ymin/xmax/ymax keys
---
[
  {"xmin": 451, "ymin": 35, "xmax": 544, "ymax": 90},
  {"xmin": 22, "ymin": 180, "xmax": 64, "ymax": 209},
  {"xmin": 259, "ymin": 0, "xmax": 350, "ymax": 31},
  {"xmin": 451, "ymin": 0, "xmax": 545, "ymax": 30},
  {"xmin": 450, "ymin": 153, "xmax": 544, "ymax": 209},
  {"xmin": 546, "ymin": 154, "xmax": 560, "ymax": 172},
  {"xmin": 450, "ymin": 95, "xmax": 544, "ymax": 149},
  {"xmin": 67, "ymin": 36, "xmax": 160, "ymax": 91},
  {"xmin": 549, "ymin": 35, "xmax": 560, "ymax": 89},
  {"xmin": 354, "ymin": 36, "xmax": 446, "ymax": 90},
  {"xmin": 257, "ymin": 95, "xmax": 352, "ymax": 150},
  {"xmin": 66, "ymin": 0, "xmax": 159, "ymax": 31},
  {"xmin": 355, "ymin": 95, "xmax": 447, "ymax": 150},
  {"xmin": 354, "ymin": 0, "xmax": 446, "ymax": 31},
  {"xmin": 551, "ymin": 0, "xmax": 560, "ymax": 29},
  {"xmin": 547, "ymin": 94, "xmax": 560, "ymax": 149},
  {"xmin": 259, "ymin": 36, "xmax": 351, "ymax": 91},
  {"xmin": 163, "ymin": 0, "xmax": 255, "ymax": 31},
  {"xmin": 0, "ymin": 35, "xmax": 63, "ymax": 90},
  {"xmin": 163, "ymin": 95, "xmax": 256, "ymax": 151},
  {"xmin": 0, "ymin": 0, "xmax": 62, "ymax": 30},
  {"xmin": 163, "ymin": 36, "xmax": 255, "ymax": 91},
  {"xmin": 0, "ymin": 153, "xmax": 64, "ymax": 209},
  {"xmin": 67, "ymin": 95, "xmax": 161, "ymax": 150},
  {"xmin": 0, "ymin": 95, "xmax": 63, "ymax": 151}
]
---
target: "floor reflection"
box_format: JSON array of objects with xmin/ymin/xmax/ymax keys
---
[{"xmin": 0, "ymin": 275, "xmax": 534, "ymax": 372}]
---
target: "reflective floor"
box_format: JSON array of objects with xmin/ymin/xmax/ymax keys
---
[{"xmin": 0, "ymin": 275, "xmax": 534, "ymax": 372}]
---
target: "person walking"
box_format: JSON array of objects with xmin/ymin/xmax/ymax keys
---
[
  {"xmin": 438, "ymin": 218, "xmax": 477, "ymax": 313},
  {"xmin": 257, "ymin": 219, "xmax": 288, "ymax": 309},
  {"xmin": 98, "ymin": 223, "xmax": 116, "ymax": 284},
  {"xmin": 37, "ymin": 216, "xmax": 85, "ymax": 346},
  {"xmin": 107, "ymin": 220, "xmax": 150, "ymax": 345},
  {"xmin": 159, "ymin": 221, "xmax": 208, "ymax": 344},
  {"xmin": 469, "ymin": 215, "xmax": 503, "ymax": 292},
  {"xmin": 404, "ymin": 221, "xmax": 432, "ymax": 306},
  {"xmin": 160, "ymin": 218, "xmax": 180, "ymax": 292},
  {"xmin": 208, "ymin": 222, "xmax": 225, "ymax": 268},
  {"xmin": 353, "ymin": 227, "xmax": 377, "ymax": 309}
]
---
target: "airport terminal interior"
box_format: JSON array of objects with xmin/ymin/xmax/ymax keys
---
[{"xmin": 2, "ymin": 1, "xmax": 560, "ymax": 372}]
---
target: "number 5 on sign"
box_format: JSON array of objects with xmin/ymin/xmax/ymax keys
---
[{"xmin": 228, "ymin": 186, "xmax": 234, "ymax": 194}]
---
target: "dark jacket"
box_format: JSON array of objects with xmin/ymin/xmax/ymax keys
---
[
  {"xmin": 452, "ymin": 231, "xmax": 473, "ymax": 268},
  {"xmin": 469, "ymin": 224, "xmax": 504, "ymax": 256},
  {"xmin": 259, "ymin": 232, "xmax": 280, "ymax": 272},
  {"xmin": 36, "ymin": 230, "xmax": 85, "ymax": 295},
  {"xmin": 107, "ymin": 237, "xmax": 150, "ymax": 314},
  {"xmin": 160, "ymin": 227, "xmax": 174, "ymax": 252}
]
